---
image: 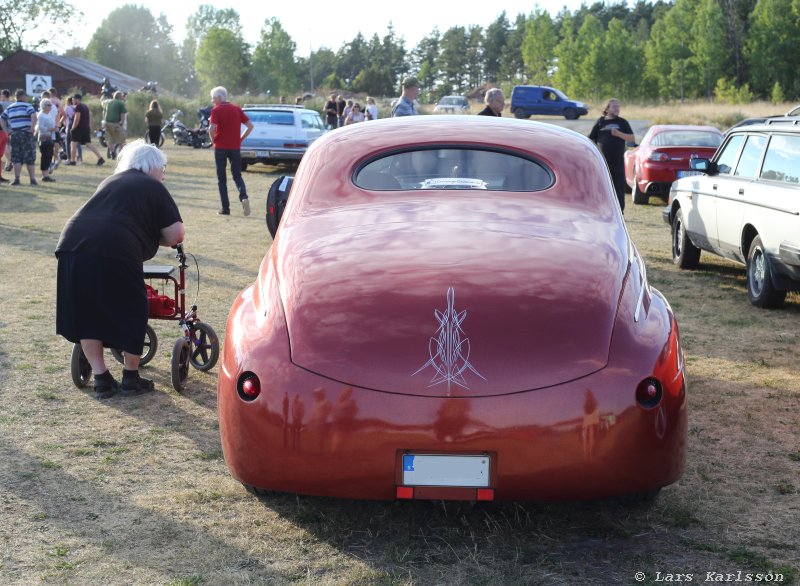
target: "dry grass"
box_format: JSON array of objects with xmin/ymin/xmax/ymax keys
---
[{"xmin": 0, "ymin": 128, "xmax": 798, "ymax": 585}]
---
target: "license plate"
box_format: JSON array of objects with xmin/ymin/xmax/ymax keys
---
[
  {"xmin": 402, "ymin": 454, "xmax": 490, "ymax": 487},
  {"xmin": 257, "ymin": 150, "xmax": 270, "ymax": 157},
  {"xmin": 240, "ymin": 150, "xmax": 256, "ymax": 158},
  {"xmin": 677, "ymin": 170, "xmax": 702, "ymax": 178}
]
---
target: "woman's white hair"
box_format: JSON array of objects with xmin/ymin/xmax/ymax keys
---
[
  {"xmin": 115, "ymin": 139, "xmax": 167, "ymax": 175},
  {"xmin": 210, "ymin": 86, "xmax": 228, "ymax": 101},
  {"xmin": 485, "ymin": 88, "xmax": 504, "ymax": 105},
  {"xmin": 39, "ymin": 98, "xmax": 52, "ymax": 108}
]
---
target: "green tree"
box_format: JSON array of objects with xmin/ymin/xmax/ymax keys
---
[
  {"xmin": 483, "ymin": 13, "xmax": 509, "ymax": 84},
  {"xmin": 437, "ymin": 26, "xmax": 469, "ymax": 92},
  {"xmin": 500, "ymin": 14, "xmax": 527, "ymax": 83},
  {"xmin": 195, "ymin": 27, "xmax": 249, "ymax": 95},
  {"xmin": 644, "ymin": 0, "xmax": 699, "ymax": 99},
  {"xmin": 573, "ymin": 14, "xmax": 604, "ymax": 99},
  {"xmin": 297, "ymin": 47, "xmax": 336, "ymax": 94},
  {"xmin": 553, "ymin": 14, "xmax": 580, "ymax": 96},
  {"xmin": 521, "ymin": 9, "xmax": 557, "ymax": 85},
  {"xmin": 745, "ymin": 0, "xmax": 800, "ymax": 98},
  {"xmin": 597, "ymin": 18, "xmax": 644, "ymax": 99},
  {"xmin": 0, "ymin": 0, "xmax": 78, "ymax": 57},
  {"xmin": 336, "ymin": 33, "xmax": 369, "ymax": 87},
  {"xmin": 86, "ymin": 5, "xmax": 180, "ymax": 90},
  {"xmin": 352, "ymin": 65, "xmax": 394, "ymax": 96},
  {"xmin": 179, "ymin": 5, "xmax": 243, "ymax": 96},
  {"xmin": 465, "ymin": 26, "xmax": 483, "ymax": 88},
  {"xmin": 252, "ymin": 17, "xmax": 298, "ymax": 96},
  {"xmin": 409, "ymin": 30, "xmax": 440, "ymax": 96},
  {"xmin": 690, "ymin": 0, "xmax": 730, "ymax": 99}
]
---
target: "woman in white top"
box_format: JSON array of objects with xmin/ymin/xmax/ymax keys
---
[
  {"xmin": 36, "ymin": 98, "xmax": 58, "ymax": 182},
  {"xmin": 345, "ymin": 103, "xmax": 366, "ymax": 125},
  {"xmin": 365, "ymin": 96, "xmax": 378, "ymax": 121}
]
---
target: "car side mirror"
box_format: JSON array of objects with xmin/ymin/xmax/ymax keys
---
[
  {"xmin": 690, "ymin": 158, "xmax": 715, "ymax": 174},
  {"xmin": 266, "ymin": 176, "xmax": 293, "ymax": 238}
]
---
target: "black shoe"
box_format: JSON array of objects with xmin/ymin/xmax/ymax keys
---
[
  {"xmin": 42, "ymin": 176, "xmax": 56, "ymax": 183},
  {"xmin": 30, "ymin": 179, "xmax": 37, "ymax": 186},
  {"xmin": 94, "ymin": 372, "xmax": 119, "ymax": 399},
  {"xmin": 0, "ymin": 177, "xmax": 8, "ymax": 183},
  {"xmin": 11, "ymin": 179, "xmax": 20, "ymax": 186},
  {"xmin": 218, "ymin": 209, "xmax": 230, "ymax": 215},
  {"xmin": 65, "ymin": 161, "xmax": 76, "ymax": 166},
  {"xmin": 97, "ymin": 158, "xmax": 105, "ymax": 167},
  {"xmin": 120, "ymin": 373, "xmax": 155, "ymax": 396}
]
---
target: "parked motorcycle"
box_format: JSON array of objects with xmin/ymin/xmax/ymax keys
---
[{"xmin": 149, "ymin": 110, "xmax": 212, "ymax": 149}]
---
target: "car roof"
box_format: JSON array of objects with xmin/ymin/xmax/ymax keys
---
[
  {"xmin": 727, "ymin": 116, "xmax": 800, "ymax": 133},
  {"xmin": 242, "ymin": 104, "xmax": 316, "ymax": 113},
  {"xmin": 648, "ymin": 124, "xmax": 722, "ymax": 133}
]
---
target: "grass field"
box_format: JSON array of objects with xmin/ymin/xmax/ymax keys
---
[{"xmin": 0, "ymin": 120, "xmax": 798, "ymax": 585}]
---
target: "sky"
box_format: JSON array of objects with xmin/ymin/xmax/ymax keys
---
[{"xmin": 61, "ymin": 1, "xmax": 588, "ymax": 57}]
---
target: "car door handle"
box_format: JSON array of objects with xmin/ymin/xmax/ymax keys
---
[
  {"xmin": 739, "ymin": 188, "xmax": 745, "ymax": 194},
  {"xmin": 712, "ymin": 184, "xmax": 718, "ymax": 190}
]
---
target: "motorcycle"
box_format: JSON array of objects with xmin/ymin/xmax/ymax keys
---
[{"xmin": 148, "ymin": 110, "xmax": 212, "ymax": 149}]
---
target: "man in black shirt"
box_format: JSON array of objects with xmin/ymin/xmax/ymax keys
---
[{"xmin": 589, "ymin": 99, "xmax": 635, "ymax": 212}]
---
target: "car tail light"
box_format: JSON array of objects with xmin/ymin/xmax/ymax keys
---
[
  {"xmin": 636, "ymin": 377, "xmax": 662, "ymax": 409},
  {"xmin": 283, "ymin": 143, "xmax": 306, "ymax": 148},
  {"xmin": 237, "ymin": 373, "xmax": 261, "ymax": 401},
  {"xmin": 647, "ymin": 151, "xmax": 669, "ymax": 162},
  {"xmin": 396, "ymin": 486, "xmax": 414, "ymax": 499},
  {"xmin": 476, "ymin": 488, "xmax": 495, "ymax": 501}
]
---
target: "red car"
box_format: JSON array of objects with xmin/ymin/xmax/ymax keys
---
[
  {"xmin": 625, "ymin": 124, "xmax": 723, "ymax": 205},
  {"xmin": 219, "ymin": 116, "xmax": 687, "ymax": 502}
]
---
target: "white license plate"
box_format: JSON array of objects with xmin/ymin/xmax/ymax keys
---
[
  {"xmin": 402, "ymin": 454, "xmax": 490, "ymax": 487},
  {"xmin": 677, "ymin": 170, "xmax": 702, "ymax": 178},
  {"xmin": 257, "ymin": 150, "xmax": 270, "ymax": 157},
  {"xmin": 240, "ymin": 151, "xmax": 256, "ymax": 158}
]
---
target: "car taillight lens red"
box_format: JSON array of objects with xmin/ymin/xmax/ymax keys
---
[
  {"xmin": 648, "ymin": 151, "xmax": 669, "ymax": 162},
  {"xmin": 237, "ymin": 373, "xmax": 261, "ymax": 401},
  {"xmin": 636, "ymin": 377, "xmax": 662, "ymax": 409}
]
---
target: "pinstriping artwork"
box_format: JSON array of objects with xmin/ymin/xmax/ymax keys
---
[{"xmin": 413, "ymin": 287, "xmax": 485, "ymax": 393}]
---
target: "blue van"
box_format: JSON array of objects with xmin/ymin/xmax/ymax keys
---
[{"xmin": 510, "ymin": 85, "xmax": 589, "ymax": 120}]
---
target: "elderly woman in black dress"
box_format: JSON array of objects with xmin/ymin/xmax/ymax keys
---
[{"xmin": 56, "ymin": 139, "xmax": 185, "ymax": 398}]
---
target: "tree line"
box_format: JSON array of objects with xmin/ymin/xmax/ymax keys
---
[{"xmin": 4, "ymin": 0, "xmax": 798, "ymax": 103}]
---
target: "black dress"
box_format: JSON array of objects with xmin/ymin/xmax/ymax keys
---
[{"xmin": 55, "ymin": 169, "xmax": 182, "ymax": 354}]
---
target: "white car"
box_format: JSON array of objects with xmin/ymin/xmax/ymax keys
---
[
  {"xmin": 240, "ymin": 105, "xmax": 326, "ymax": 170},
  {"xmin": 433, "ymin": 96, "xmax": 469, "ymax": 114},
  {"xmin": 663, "ymin": 117, "xmax": 800, "ymax": 308}
]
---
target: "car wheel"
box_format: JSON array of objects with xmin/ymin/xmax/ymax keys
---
[
  {"xmin": 513, "ymin": 108, "xmax": 528, "ymax": 119},
  {"xmin": 241, "ymin": 162, "xmax": 249, "ymax": 172},
  {"xmin": 563, "ymin": 107, "xmax": 577, "ymax": 120},
  {"xmin": 747, "ymin": 235, "xmax": 786, "ymax": 308},
  {"xmin": 632, "ymin": 170, "xmax": 649, "ymax": 205},
  {"xmin": 671, "ymin": 208, "xmax": 701, "ymax": 269}
]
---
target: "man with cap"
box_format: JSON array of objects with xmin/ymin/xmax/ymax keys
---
[{"xmin": 392, "ymin": 77, "xmax": 420, "ymax": 117}]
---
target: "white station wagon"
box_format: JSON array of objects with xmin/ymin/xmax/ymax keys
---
[
  {"xmin": 240, "ymin": 105, "xmax": 326, "ymax": 170},
  {"xmin": 663, "ymin": 117, "xmax": 800, "ymax": 308}
]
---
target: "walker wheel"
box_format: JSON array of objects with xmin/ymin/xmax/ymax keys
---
[
  {"xmin": 171, "ymin": 338, "xmax": 191, "ymax": 393},
  {"xmin": 189, "ymin": 322, "xmax": 219, "ymax": 371},
  {"xmin": 111, "ymin": 324, "xmax": 157, "ymax": 366},
  {"xmin": 70, "ymin": 343, "xmax": 92, "ymax": 388}
]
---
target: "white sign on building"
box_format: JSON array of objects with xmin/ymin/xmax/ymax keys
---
[{"xmin": 26, "ymin": 74, "xmax": 52, "ymax": 97}]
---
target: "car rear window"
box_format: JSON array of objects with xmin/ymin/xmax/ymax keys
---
[
  {"xmin": 354, "ymin": 148, "xmax": 553, "ymax": 191},
  {"xmin": 654, "ymin": 131, "xmax": 722, "ymax": 147},
  {"xmin": 245, "ymin": 110, "xmax": 295, "ymax": 125},
  {"xmin": 760, "ymin": 134, "xmax": 800, "ymax": 184}
]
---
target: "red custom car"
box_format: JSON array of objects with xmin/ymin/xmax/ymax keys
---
[
  {"xmin": 625, "ymin": 124, "xmax": 723, "ymax": 205},
  {"xmin": 219, "ymin": 116, "xmax": 687, "ymax": 502}
]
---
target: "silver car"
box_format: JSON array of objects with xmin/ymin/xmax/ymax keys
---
[
  {"xmin": 433, "ymin": 96, "xmax": 469, "ymax": 114},
  {"xmin": 663, "ymin": 117, "xmax": 800, "ymax": 308},
  {"xmin": 240, "ymin": 105, "xmax": 326, "ymax": 170}
]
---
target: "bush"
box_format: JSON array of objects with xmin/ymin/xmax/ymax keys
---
[{"xmin": 714, "ymin": 78, "xmax": 754, "ymax": 105}]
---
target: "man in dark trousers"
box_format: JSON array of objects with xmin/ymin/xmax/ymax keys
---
[
  {"xmin": 588, "ymin": 98, "xmax": 635, "ymax": 213},
  {"xmin": 208, "ymin": 86, "xmax": 253, "ymax": 216}
]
